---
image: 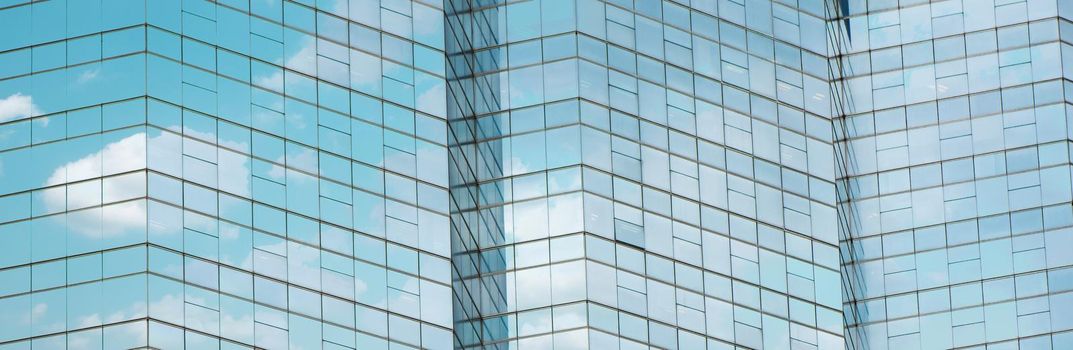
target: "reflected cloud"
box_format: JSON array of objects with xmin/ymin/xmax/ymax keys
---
[
  {"xmin": 76, "ymin": 68, "xmax": 101, "ymax": 85},
  {"xmin": 67, "ymin": 330, "xmax": 100, "ymax": 350},
  {"xmin": 517, "ymin": 310, "xmax": 551, "ymax": 336},
  {"xmin": 106, "ymin": 301, "xmax": 147, "ymax": 325},
  {"xmin": 254, "ymin": 36, "xmax": 317, "ymax": 92},
  {"xmin": 30, "ymin": 298, "xmax": 48, "ymax": 317},
  {"xmin": 43, "ymin": 133, "xmax": 147, "ymax": 237},
  {"xmin": 0, "ymin": 93, "xmax": 41, "ymax": 122},
  {"xmin": 416, "ymin": 79, "xmax": 446, "ymax": 116},
  {"xmin": 112, "ymin": 319, "xmax": 150, "ymax": 347},
  {"xmin": 513, "ymin": 267, "xmax": 550, "ymax": 309},
  {"xmin": 44, "ymin": 133, "xmax": 145, "ymax": 186},
  {"xmin": 267, "ymin": 155, "xmax": 289, "ymax": 182},
  {"xmin": 73, "ymin": 299, "xmax": 147, "ymax": 330},
  {"xmin": 148, "ymin": 293, "xmax": 183, "ymax": 325},
  {"xmin": 551, "ymin": 261, "xmax": 586, "ymax": 302},
  {"xmin": 286, "ymin": 36, "xmax": 318, "ymax": 74},
  {"xmin": 218, "ymin": 150, "xmax": 253, "ymax": 198},
  {"xmin": 288, "ymin": 243, "xmax": 321, "ymax": 287},
  {"xmin": 182, "ymin": 127, "xmax": 249, "ymax": 152},
  {"xmin": 512, "ymin": 199, "xmax": 548, "ymax": 242},
  {"xmin": 255, "ymin": 71, "xmax": 285, "ymax": 93},
  {"xmin": 350, "ymin": 51, "xmax": 382, "ymax": 92},
  {"xmin": 555, "ymin": 329, "xmax": 588, "ymax": 350},
  {"xmin": 355, "ymin": 278, "xmax": 369, "ymax": 297},
  {"xmin": 73, "ymin": 312, "xmax": 102, "ymax": 329},
  {"xmin": 220, "ymin": 311, "xmax": 255, "ymax": 343},
  {"xmin": 265, "ymin": 145, "xmax": 316, "ymax": 183},
  {"xmin": 548, "ymin": 194, "xmax": 583, "ymax": 235}
]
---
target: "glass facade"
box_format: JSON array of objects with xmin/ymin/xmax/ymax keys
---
[
  {"xmin": 446, "ymin": 0, "xmax": 843, "ymax": 348},
  {"xmin": 835, "ymin": 0, "xmax": 1073, "ymax": 349},
  {"xmin": 0, "ymin": 0, "xmax": 453, "ymax": 349},
  {"xmin": 0, "ymin": 0, "xmax": 1070, "ymax": 350}
]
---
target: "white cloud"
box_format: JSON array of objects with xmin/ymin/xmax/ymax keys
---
[
  {"xmin": 350, "ymin": 51, "xmax": 382, "ymax": 91},
  {"xmin": 267, "ymin": 154, "xmax": 289, "ymax": 181},
  {"xmin": 547, "ymin": 193, "xmax": 583, "ymax": 235},
  {"xmin": 32, "ymin": 301, "xmax": 48, "ymax": 319},
  {"xmin": 553, "ymin": 329, "xmax": 589, "ymax": 350},
  {"xmin": 147, "ymin": 293, "xmax": 183, "ymax": 324},
  {"xmin": 182, "ymin": 126, "xmax": 248, "ymax": 151},
  {"xmin": 513, "ymin": 266, "xmax": 550, "ymax": 309},
  {"xmin": 104, "ymin": 301, "xmax": 147, "ymax": 324},
  {"xmin": 220, "ymin": 309, "xmax": 255, "ymax": 342},
  {"xmin": 517, "ymin": 309, "xmax": 552, "ymax": 336},
  {"xmin": 218, "ymin": 149, "xmax": 252, "ymax": 198},
  {"xmin": 285, "ymin": 36, "xmax": 318, "ymax": 74},
  {"xmin": 44, "ymin": 133, "xmax": 146, "ymax": 186},
  {"xmin": 114, "ymin": 319, "xmax": 149, "ymax": 347},
  {"xmin": 254, "ymin": 36, "xmax": 317, "ymax": 92},
  {"xmin": 0, "ymin": 93, "xmax": 41, "ymax": 122},
  {"xmin": 72, "ymin": 298, "xmax": 147, "ymax": 329},
  {"xmin": 510, "ymin": 155, "xmax": 531, "ymax": 176},
  {"xmin": 512, "ymin": 199, "xmax": 548, "ymax": 242},
  {"xmin": 355, "ymin": 278, "xmax": 369, "ymax": 300},
  {"xmin": 73, "ymin": 313, "xmax": 102, "ymax": 329},
  {"xmin": 323, "ymin": 0, "xmax": 348, "ymax": 16},
  {"xmin": 220, "ymin": 224, "xmax": 254, "ymax": 270},
  {"xmin": 43, "ymin": 133, "xmax": 147, "ymax": 238},
  {"xmin": 255, "ymin": 70, "xmax": 285, "ymax": 93},
  {"xmin": 76, "ymin": 68, "xmax": 100, "ymax": 85},
  {"xmin": 288, "ymin": 243, "xmax": 321, "ymax": 288},
  {"xmin": 284, "ymin": 146, "xmax": 317, "ymax": 174},
  {"xmin": 67, "ymin": 329, "xmax": 101, "ymax": 350},
  {"xmin": 416, "ymin": 79, "xmax": 446, "ymax": 117}
]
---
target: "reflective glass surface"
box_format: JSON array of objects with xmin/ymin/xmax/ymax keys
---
[
  {"xmin": 2, "ymin": 0, "xmax": 1071, "ymax": 349},
  {"xmin": 836, "ymin": 0, "xmax": 1073, "ymax": 349},
  {"xmin": 446, "ymin": 0, "xmax": 842, "ymax": 348},
  {"xmin": 0, "ymin": 0, "xmax": 451, "ymax": 349}
]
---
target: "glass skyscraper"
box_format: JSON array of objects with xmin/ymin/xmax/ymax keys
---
[
  {"xmin": 0, "ymin": 0, "xmax": 453, "ymax": 349},
  {"xmin": 445, "ymin": 0, "xmax": 844, "ymax": 348},
  {"xmin": 836, "ymin": 0, "xmax": 1073, "ymax": 349},
  {"xmin": 0, "ymin": 0, "xmax": 1070, "ymax": 350}
]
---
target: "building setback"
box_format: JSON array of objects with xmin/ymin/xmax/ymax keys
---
[{"xmin": 0, "ymin": 0, "xmax": 1070, "ymax": 349}]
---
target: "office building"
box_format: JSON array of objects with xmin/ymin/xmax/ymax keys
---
[
  {"xmin": 0, "ymin": 0, "xmax": 1070, "ymax": 349},
  {"xmin": 0, "ymin": 0, "xmax": 453, "ymax": 349},
  {"xmin": 836, "ymin": 0, "xmax": 1073, "ymax": 349}
]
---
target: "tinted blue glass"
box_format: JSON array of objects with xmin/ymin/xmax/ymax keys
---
[
  {"xmin": 0, "ymin": 0, "xmax": 450, "ymax": 348},
  {"xmin": 2, "ymin": 0, "xmax": 1070, "ymax": 349},
  {"xmin": 837, "ymin": 0, "xmax": 1073, "ymax": 349}
]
